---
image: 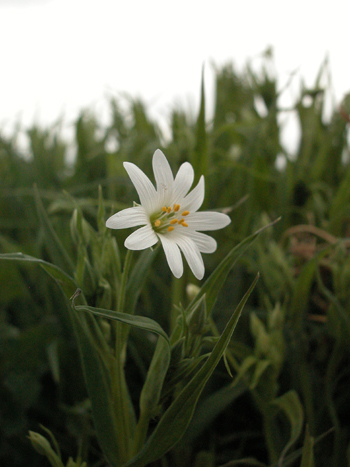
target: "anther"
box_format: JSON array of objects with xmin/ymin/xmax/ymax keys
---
[
  {"xmin": 154, "ymin": 220, "xmax": 161, "ymax": 227},
  {"xmin": 174, "ymin": 204, "xmax": 180, "ymax": 212},
  {"xmin": 168, "ymin": 226, "xmax": 174, "ymax": 232},
  {"xmin": 181, "ymin": 222, "xmax": 188, "ymax": 227},
  {"xmin": 167, "ymin": 207, "xmax": 172, "ymax": 213},
  {"xmin": 182, "ymin": 210, "xmax": 190, "ymax": 216},
  {"xmin": 170, "ymin": 219, "xmax": 178, "ymax": 224},
  {"xmin": 178, "ymin": 218, "xmax": 185, "ymax": 224},
  {"xmin": 161, "ymin": 206, "xmax": 167, "ymax": 212}
]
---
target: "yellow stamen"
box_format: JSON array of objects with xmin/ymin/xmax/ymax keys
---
[
  {"xmin": 167, "ymin": 207, "xmax": 172, "ymax": 213},
  {"xmin": 154, "ymin": 220, "xmax": 161, "ymax": 227},
  {"xmin": 178, "ymin": 218, "xmax": 185, "ymax": 224},
  {"xmin": 170, "ymin": 219, "xmax": 178, "ymax": 224},
  {"xmin": 174, "ymin": 204, "xmax": 180, "ymax": 212},
  {"xmin": 181, "ymin": 222, "xmax": 188, "ymax": 227},
  {"xmin": 161, "ymin": 206, "xmax": 167, "ymax": 212},
  {"xmin": 168, "ymin": 226, "xmax": 174, "ymax": 232},
  {"xmin": 182, "ymin": 210, "xmax": 190, "ymax": 216}
]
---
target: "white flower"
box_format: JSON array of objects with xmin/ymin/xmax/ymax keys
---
[{"xmin": 106, "ymin": 149, "xmax": 231, "ymax": 280}]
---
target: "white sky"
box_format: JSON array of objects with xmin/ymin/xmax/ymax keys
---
[{"xmin": 0, "ymin": 0, "xmax": 349, "ymax": 153}]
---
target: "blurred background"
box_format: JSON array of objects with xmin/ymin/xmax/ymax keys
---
[
  {"xmin": 1, "ymin": 0, "xmax": 349, "ymax": 152},
  {"xmin": 2, "ymin": 1, "xmax": 350, "ymax": 467}
]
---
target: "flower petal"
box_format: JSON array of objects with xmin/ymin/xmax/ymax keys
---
[
  {"xmin": 124, "ymin": 225, "xmax": 158, "ymax": 250},
  {"xmin": 152, "ymin": 149, "xmax": 174, "ymax": 206},
  {"xmin": 181, "ymin": 175, "xmax": 205, "ymax": 213},
  {"xmin": 186, "ymin": 231, "xmax": 217, "ymax": 253},
  {"xmin": 123, "ymin": 162, "xmax": 158, "ymax": 214},
  {"xmin": 158, "ymin": 233, "xmax": 183, "ymax": 278},
  {"xmin": 186, "ymin": 211, "xmax": 231, "ymax": 231},
  {"xmin": 174, "ymin": 235, "xmax": 205, "ymax": 280},
  {"xmin": 172, "ymin": 162, "xmax": 194, "ymax": 203},
  {"xmin": 106, "ymin": 206, "xmax": 148, "ymax": 229}
]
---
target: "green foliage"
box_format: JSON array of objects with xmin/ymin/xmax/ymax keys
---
[{"xmin": 1, "ymin": 51, "xmax": 350, "ymax": 467}]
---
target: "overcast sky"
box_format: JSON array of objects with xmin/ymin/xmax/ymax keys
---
[{"xmin": 0, "ymin": 0, "xmax": 349, "ymax": 152}]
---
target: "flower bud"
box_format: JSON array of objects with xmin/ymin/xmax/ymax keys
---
[
  {"xmin": 28, "ymin": 431, "xmax": 64, "ymax": 467},
  {"xmin": 186, "ymin": 283, "xmax": 200, "ymax": 302},
  {"xmin": 268, "ymin": 303, "xmax": 284, "ymax": 330},
  {"xmin": 250, "ymin": 312, "xmax": 270, "ymax": 356}
]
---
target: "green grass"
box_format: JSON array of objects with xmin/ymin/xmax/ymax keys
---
[{"xmin": 1, "ymin": 52, "xmax": 350, "ymax": 467}]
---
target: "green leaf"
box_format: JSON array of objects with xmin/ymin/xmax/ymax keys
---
[
  {"xmin": 329, "ymin": 163, "xmax": 350, "ymax": 235},
  {"xmin": 289, "ymin": 259, "xmax": 316, "ymax": 331},
  {"xmin": 218, "ymin": 458, "xmax": 267, "ymax": 467},
  {"xmin": 289, "ymin": 245, "xmax": 332, "ymax": 331},
  {"xmin": 193, "ymin": 66, "xmax": 208, "ymax": 183},
  {"xmin": 38, "ymin": 425, "xmax": 62, "ymax": 461},
  {"xmin": 139, "ymin": 336, "xmax": 170, "ymax": 417},
  {"xmin": 97, "ymin": 185, "xmax": 107, "ymax": 234},
  {"xmin": 187, "ymin": 219, "xmax": 280, "ymax": 319},
  {"xmin": 68, "ymin": 309, "xmax": 121, "ymax": 467},
  {"xmin": 270, "ymin": 427, "xmax": 333, "ymax": 467},
  {"xmin": 273, "ymin": 390, "xmax": 304, "ymax": 466},
  {"xmin": 74, "ymin": 303, "xmax": 170, "ymax": 344},
  {"xmin": 250, "ymin": 360, "xmax": 271, "ymax": 389},
  {"xmin": 34, "ymin": 184, "xmax": 75, "ymax": 276},
  {"xmin": 182, "ymin": 380, "xmax": 246, "ymax": 446},
  {"xmin": 0, "ymin": 252, "xmax": 77, "ymax": 299},
  {"xmin": 28, "ymin": 430, "xmax": 64, "ymax": 467},
  {"xmin": 0, "ymin": 252, "xmax": 121, "ymax": 466},
  {"xmin": 133, "ymin": 336, "xmax": 171, "ymax": 453},
  {"xmin": 300, "ymin": 426, "xmax": 315, "ymax": 467},
  {"xmin": 124, "ymin": 274, "xmax": 259, "ymax": 467},
  {"xmin": 125, "ymin": 247, "xmax": 158, "ymax": 315},
  {"xmin": 232, "ymin": 355, "xmax": 257, "ymax": 387}
]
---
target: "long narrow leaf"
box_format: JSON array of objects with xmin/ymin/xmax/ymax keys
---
[
  {"xmin": 68, "ymin": 309, "xmax": 121, "ymax": 467},
  {"xmin": 182, "ymin": 380, "xmax": 246, "ymax": 446},
  {"xmin": 187, "ymin": 219, "xmax": 280, "ymax": 318},
  {"xmin": 124, "ymin": 274, "xmax": 259, "ymax": 467},
  {"xmin": 125, "ymin": 247, "xmax": 158, "ymax": 315},
  {"xmin": 74, "ymin": 303, "xmax": 170, "ymax": 345},
  {"xmin": 219, "ymin": 459, "xmax": 267, "ymax": 467},
  {"xmin": 34, "ymin": 184, "xmax": 75, "ymax": 276},
  {"xmin": 0, "ymin": 251, "xmax": 121, "ymax": 466},
  {"xmin": 273, "ymin": 390, "xmax": 304, "ymax": 467},
  {"xmin": 0, "ymin": 252, "xmax": 77, "ymax": 299},
  {"xmin": 193, "ymin": 66, "xmax": 208, "ymax": 183}
]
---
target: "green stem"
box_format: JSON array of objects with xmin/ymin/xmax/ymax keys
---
[
  {"xmin": 132, "ymin": 408, "xmax": 151, "ymax": 456},
  {"xmin": 170, "ymin": 272, "xmax": 186, "ymax": 332},
  {"xmin": 261, "ymin": 407, "xmax": 280, "ymax": 464}
]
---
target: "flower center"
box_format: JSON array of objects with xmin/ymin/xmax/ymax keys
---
[{"xmin": 151, "ymin": 204, "xmax": 190, "ymax": 234}]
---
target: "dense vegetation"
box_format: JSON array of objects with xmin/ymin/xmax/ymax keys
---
[{"xmin": 1, "ymin": 53, "xmax": 350, "ymax": 467}]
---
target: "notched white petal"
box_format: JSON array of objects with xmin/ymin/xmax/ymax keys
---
[
  {"xmin": 174, "ymin": 235, "xmax": 204, "ymax": 280},
  {"xmin": 106, "ymin": 206, "xmax": 148, "ymax": 229},
  {"xmin": 124, "ymin": 225, "xmax": 158, "ymax": 250},
  {"xmin": 186, "ymin": 231, "xmax": 217, "ymax": 253},
  {"xmin": 181, "ymin": 175, "xmax": 205, "ymax": 213},
  {"xmin": 158, "ymin": 234, "xmax": 183, "ymax": 278},
  {"xmin": 123, "ymin": 162, "xmax": 158, "ymax": 214},
  {"xmin": 172, "ymin": 162, "xmax": 194, "ymax": 203},
  {"xmin": 152, "ymin": 149, "xmax": 174, "ymax": 205},
  {"xmin": 188, "ymin": 211, "xmax": 231, "ymax": 231}
]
